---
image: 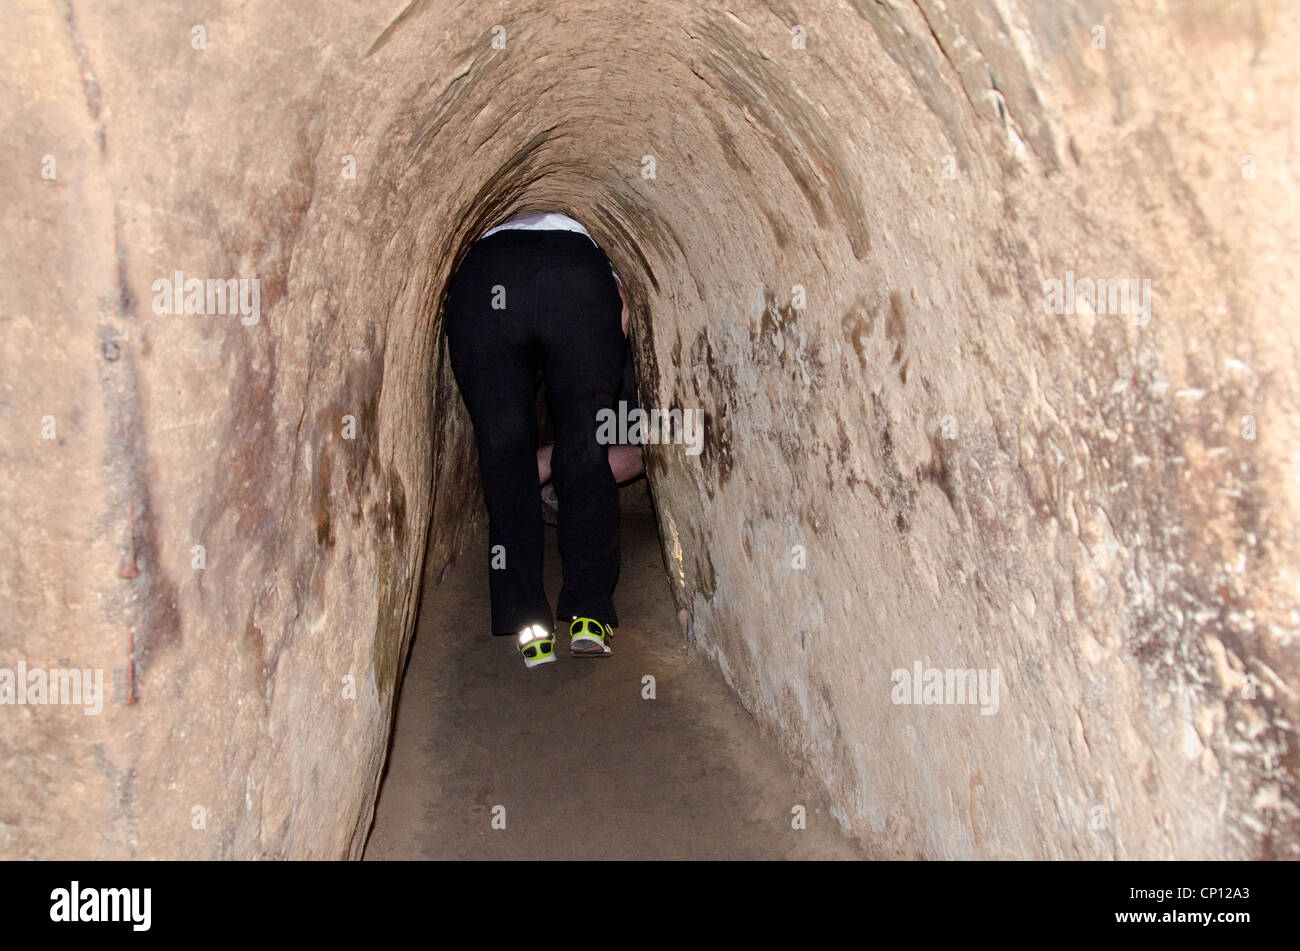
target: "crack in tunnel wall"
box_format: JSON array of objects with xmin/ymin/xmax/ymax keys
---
[{"xmin": 1, "ymin": 0, "xmax": 1297, "ymax": 859}]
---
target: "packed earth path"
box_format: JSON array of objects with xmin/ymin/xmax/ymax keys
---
[{"xmin": 365, "ymin": 483, "xmax": 866, "ymax": 860}]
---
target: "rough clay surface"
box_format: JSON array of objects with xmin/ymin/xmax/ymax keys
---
[
  {"xmin": 366, "ymin": 486, "xmax": 863, "ymax": 859},
  {"xmin": 1, "ymin": 0, "xmax": 1296, "ymax": 858}
]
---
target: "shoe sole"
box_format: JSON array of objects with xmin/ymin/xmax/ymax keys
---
[{"xmin": 570, "ymin": 640, "xmax": 611, "ymax": 657}]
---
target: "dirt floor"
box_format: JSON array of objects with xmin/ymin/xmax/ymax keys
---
[{"xmin": 364, "ymin": 482, "xmax": 867, "ymax": 860}]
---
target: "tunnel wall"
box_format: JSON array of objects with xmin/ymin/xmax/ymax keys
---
[{"xmin": 1, "ymin": 0, "xmax": 1296, "ymax": 858}]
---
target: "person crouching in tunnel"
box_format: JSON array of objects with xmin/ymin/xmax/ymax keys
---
[{"xmin": 443, "ymin": 212, "xmax": 639, "ymax": 668}]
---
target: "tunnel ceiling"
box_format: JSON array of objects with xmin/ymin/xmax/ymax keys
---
[{"xmin": 2, "ymin": 0, "xmax": 1298, "ymax": 858}]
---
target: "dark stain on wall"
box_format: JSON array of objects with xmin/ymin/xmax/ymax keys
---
[
  {"xmin": 690, "ymin": 329, "xmax": 736, "ymax": 493},
  {"xmin": 918, "ymin": 427, "xmax": 960, "ymax": 514},
  {"xmin": 387, "ymin": 468, "xmax": 408, "ymax": 547},
  {"xmin": 211, "ymin": 337, "xmax": 283, "ymax": 545},
  {"xmin": 868, "ymin": 393, "xmax": 918, "ymax": 534},
  {"xmin": 840, "ymin": 294, "xmax": 877, "ymax": 368},
  {"xmin": 885, "ymin": 290, "xmax": 911, "ymax": 384},
  {"xmin": 695, "ymin": 548, "xmax": 718, "ymax": 601},
  {"xmin": 313, "ymin": 449, "xmax": 334, "ymax": 548},
  {"xmin": 97, "ymin": 283, "xmax": 183, "ymax": 690}
]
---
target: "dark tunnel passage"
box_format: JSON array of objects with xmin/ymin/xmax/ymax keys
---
[{"xmin": 2, "ymin": 0, "xmax": 1297, "ymax": 862}]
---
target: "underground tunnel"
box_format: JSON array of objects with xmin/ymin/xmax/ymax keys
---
[{"xmin": 1, "ymin": 0, "xmax": 1298, "ymax": 863}]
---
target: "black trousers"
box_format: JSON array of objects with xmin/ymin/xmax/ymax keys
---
[{"xmin": 444, "ymin": 229, "xmax": 625, "ymax": 635}]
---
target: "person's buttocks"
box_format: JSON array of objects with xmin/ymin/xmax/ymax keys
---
[{"xmin": 443, "ymin": 211, "xmax": 627, "ymax": 668}]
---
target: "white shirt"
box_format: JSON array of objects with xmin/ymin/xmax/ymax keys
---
[
  {"xmin": 481, "ymin": 212, "xmax": 598, "ymax": 245},
  {"xmin": 481, "ymin": 212, "xmax": 621, "ymax": 285}
]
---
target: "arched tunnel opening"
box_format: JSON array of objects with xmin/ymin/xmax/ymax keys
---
[
  {"xmin": 364, "ymin": 200, "xmax": 866, "ymax": 859},
  {"xmin": 2, "ymin": 0, "xmax": 1297, "ymax": 867}
]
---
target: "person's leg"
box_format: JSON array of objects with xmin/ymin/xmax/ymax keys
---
[
  {"xmin": 609, "ymin": 341, "xmax": 646, "ymax": 483},
  {"xmin": 444, "ymin": 234, "xmax": 552, "ymax": 636},
  {"xmin": 537, "ymin": 441, "xmax": 642, "ymax": 486},
  {"xmin": 534, "ymin": 235, "xmax": 626, "ymax": 631},
  {"xmin": 608, "ymin": 444, "xmax": 644, "ymax": 483}
]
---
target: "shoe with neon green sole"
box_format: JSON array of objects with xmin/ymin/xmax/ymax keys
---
[
  {"xmin": 569, "ymin": 617, "xmax": 613, "ymax": 657},
  {"xmin": 517, "ymin": 623, "xmax": 556, "ymax": 668}
]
